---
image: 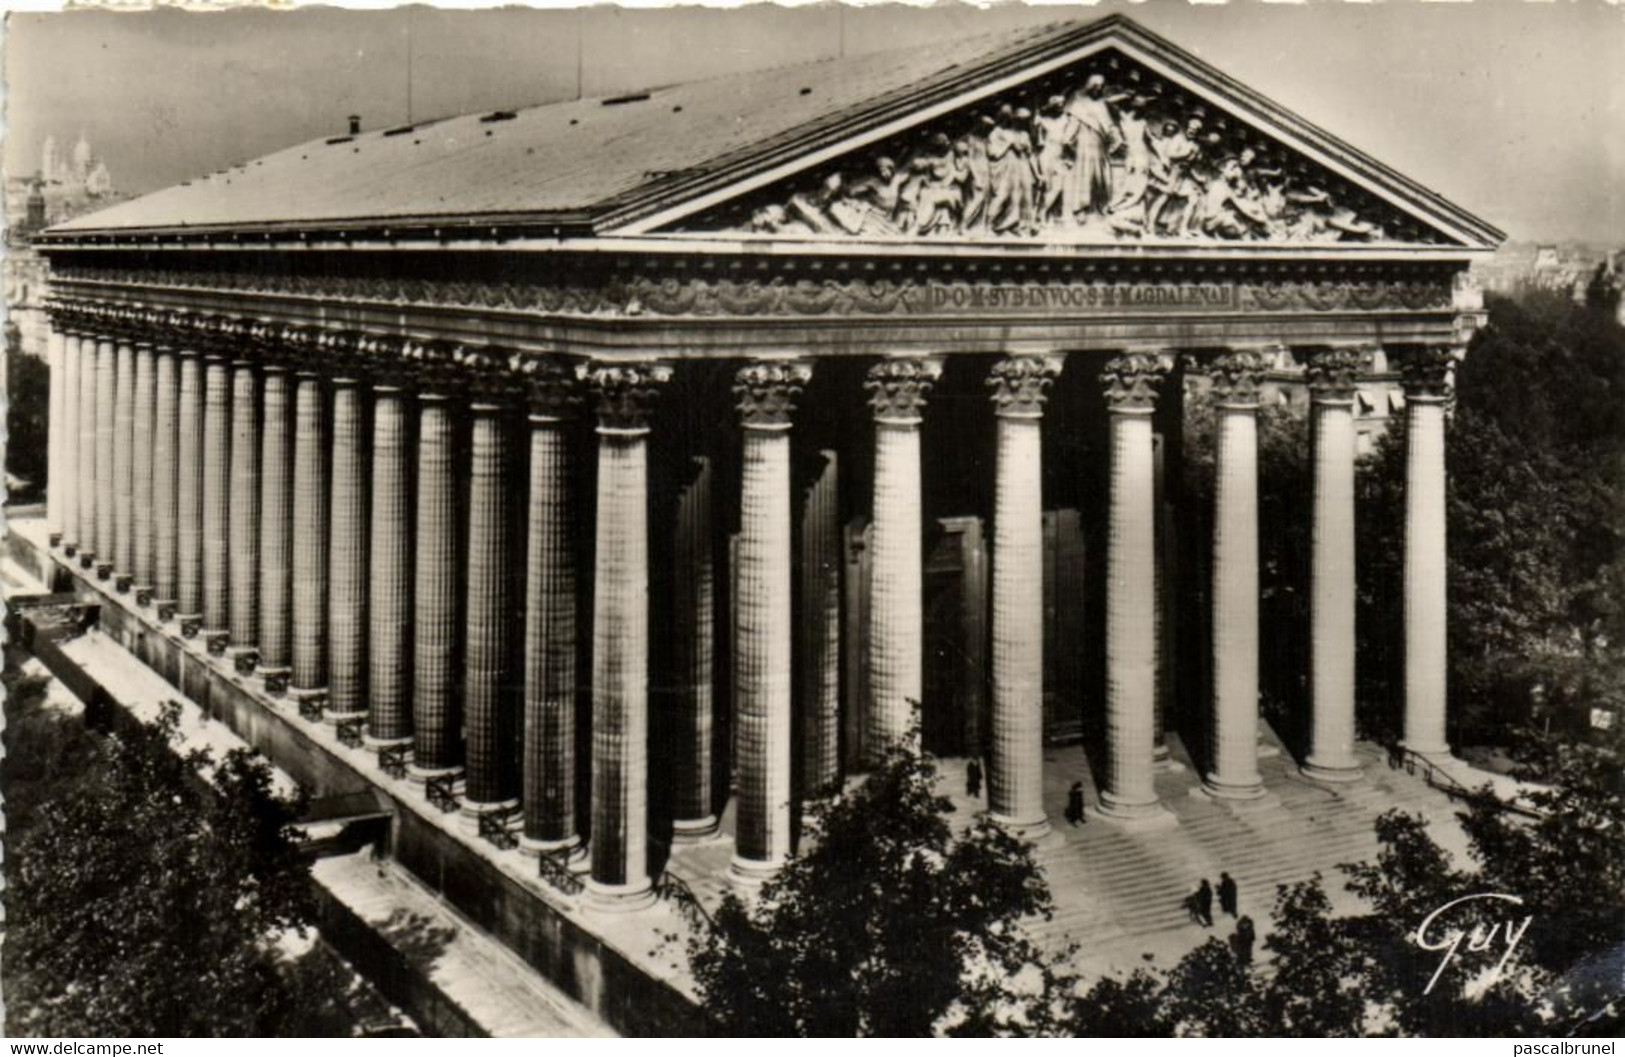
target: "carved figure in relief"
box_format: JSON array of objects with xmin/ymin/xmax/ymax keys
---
[
  {"xmin": 1033, "ymin": 95, "xmax": 1071, "ymax": 224},
  {"xmin": 953, "ymin": 132, "xmax": 991, "ymax": 233},
  {"xmin": 1109, "ymin": 95, "xmax": 1154, "ymax": 217},
  {"xmin": 911, "ymin": 133, "xmax": 963, "ymax": 234},
  {"xmin": 986, "ymin": 105, "xmax": 1036, "ymax": 235},
  {"xmin": 1062, "ymin": 74, "xmax": 1121, "ymax": 220},
  {"xmin": 1145, "ymin": 118, "xmax": 1201, "ymax": 236},
  {"xmin": 1197, "ymin": 157, "xmax": 1271, "ymax": 239}
]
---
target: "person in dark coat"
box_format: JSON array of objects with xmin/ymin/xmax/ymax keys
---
[
  {"xmin": 1195, "ymin": 879, "xmax": 1214, "ymax": 927},
  {"xmin": 1230, "ymin": 915, "xmax": 1256, "ymax": 966},
  {"xmin": 1065, "ymin": 781, "xmax": 1086, "ymax": 826},
  {"xmin": 1219, "ymin": 871, "xmax": 1239, "ymax": 918},
  {"xmin": 966, "ymin": 758, "xmax": 983, "ymax": 799}
]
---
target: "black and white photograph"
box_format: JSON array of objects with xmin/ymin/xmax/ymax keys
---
[{"xmin": 1, "ymin": 0, "xmax": 1621, "ymax": 1039}]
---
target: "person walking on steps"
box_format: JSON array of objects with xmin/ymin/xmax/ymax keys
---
[
  {"xmin": 1230, "ymin": 915, "xmax": 1256, "ymax": 966},
  {"xmin": 966, "ymin": 757, "xmax": 983, "ymax": 800},
  {"xmin": 1065, "ymin": 781, "xmax": 1086, "ymax": 826},
  {"xmin": 1219, "ymin": 871, "xmax": 1238, "ymax": 919},
  {"xmin": 1196, "ymin": 879, "xmax": 1215, "ymax": 927}
]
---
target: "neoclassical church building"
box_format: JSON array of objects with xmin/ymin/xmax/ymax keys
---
[{"xmin": 19, "ymin": 15, "xmax": 1498, "ymax": 1034}]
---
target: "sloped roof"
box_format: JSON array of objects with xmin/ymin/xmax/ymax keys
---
[
  {"xmin": 50, "ymin": 19, "xmax": 1084, "ymax": 236},
  {"xmin": 46, "ymin": 14, "xmax": 1501, "ymax": 249}
]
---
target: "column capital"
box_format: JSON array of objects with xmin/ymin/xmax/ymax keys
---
[
  {"xmin": 1397, "ymin": 345, "xmax": 1455, "ymax": 401},
  {"xmin": 1300, "ymin": 345, "xmax": 1365, "ymax": 403},
  {"xmin": 1208, "ymin": 348, "xmax": 1272, "ymax": 408},
  {"xmin": 452, "ymin": 343, "xmax": 518, "ymax": 403},
  {"xmin": 987, "ymin": 354, "xmax": 1063, "ymax": 419},
  {"xmin": 513, "ymin": 355, "xmax": 580, "ymax": 422},
  {"xmin": 865, "ymin": 357, "xmax": 941, "ymax": 426},
  {"xmin": 735, "ymin": 361, "xmax": 812, "ymax": 430},
  {"xmin": 401, "ymin": 337, "xmax": 464, "ymax": 392},
  {"xmin": 581, "ymin": 362, "xmax": 671, "ymax": 434},
  {"xmin": 1102, "ymin": 350, "xmax": 1173, "ymax": 413}
]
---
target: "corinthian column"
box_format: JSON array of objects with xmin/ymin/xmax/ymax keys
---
[
  {"xmin": 669, "ymin": 455, "xmax": 717, "ymax": 840},
  {"xmin": 367, "ymin": 375, "xmax": 413, "ymax": 748},
  {"xmin": 290, "ymin": 365, "xmax": 329, "ymax": 701},
  {"xmin": 987, "ymin": 354, "xmax": 1061, "ymax": 835},
  {"xmin": 76, "ymin": 329, "xmax": 98, "ymax": 568},
  {"xmin": 112, "ymin": 338, "xmax": 136, "ymax": 590},
  {"xmin": 60, "ymin": 329, "xmax": 81, "ymax": 555},
  {"xmin": 152, "ymin": 344, "xmax": 180, "ymax": 616},
  {"xmin": 462, "ymin": 366, "xmax": 518, "ymax": 817},
  {"xmin": 94, "ymin": 336, "xmax": 117, "ymax": 579},
  {"xmin": 1302, "ymin": 347, "xmax": 1364, "ymax": 783},
  {"xmin": 1203, "ymin": 351, "xmax": 1267, "ymax": 800},
  {"xmin": 518, "ymin": 363, "xmax": 580, "ymax": 855},
  {"xmin": 732, "ymin": 361, "xmax": 811, "ymax": 882},
  {"xmin": 863, "ymin": 357, "xmax": 941, "ymax": 763},
  {"xmin": 411, "ymin": 367, "xmax": 461, "ymax": 779},
  {"xmin": 798, "ymin": 449, "xmax": 842, "ymax": 799},
  {"xmin": 46, "ymin": 325, "xmax": 63, "ymax": 543},
  {"xmin": 201, "ymin": 353, "xmax": 233, "ymax": 649},
  {"xmin": 131, "ymin": 340, "xmax": 157, "ymax": 603},
  {"xmin": 176, "ymin": 350, "xmax": 207, "ymax": 633},
  {"xmin": 228, "ymin": 360, "xmax": 262, "ymax": 663},
  {"xmin": 1100, "ymin": 351, "xmax": 1171, "ymax": 819},
  {"xmin": 584, "ymin": 362, "xmax": 670, "ymax": 909},
  {"xmin": 258, "ymin": 361, "xmax": 295, "ymax": 681},
  {"xmin": 327, "ymin": 370, "xmax": 368, "ymax": 720},
  {"xmin": 1400, "ymin": 347, "xmax": 1453, "ymax": 759}
]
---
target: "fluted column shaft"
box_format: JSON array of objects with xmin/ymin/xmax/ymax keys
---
[
  {"xmin": 1304, "ymin": 348, "xmax": 1363, "ymax": 782},
  {"xmin": 258, "ymin": 366, "xmax": 294, "ymax": 673},
  {"xmin": 586, "ymin": 364, "xmax": 669, "ymax": 907},
  {"xmin": 1100, "ymin": 352, "xmax": 1169, "ymax": 818},
  {"xmin": 60, "ymin": 333, "xmax": 81, "ymax": 551},
  {"xmin": 669, "ymin": 456, "xmax": 717, "ymax": 837},
  {"xmin": 76, "ymin": 335, "xmax": 98, "ymax": 562},
  {"xmin": 94, "ymin": 338, "xmax": 117, "ymax": 575},
  {"xmin": 46, "ymin": 327, "xmax": 63, "ymax": 540},
  {"xmin": 112, "ymin": 341, "xmax": 137, "ymax": 584},
  {"xmin": 1205, "ymin": 352, "xmax": 1266, "ymax": 799},
  {"xmin": 152, "ymin": 348, "xmax": 180, "ymax": 608},
  {"xmin": 228, "ymin": 362, "xmax": 261, "ymax": 654},
  {"xmin": 732, "ymin": 363, "xmax": 809, "ymax": 879},
  {"xmin": 1402, "ymin": 349, "xmax": 1453, "ymax": 757},
  {"xmin": 521, "ymin": 380, "xmax": 578, "ymax": 850},
  {"xmin": 863, "ymin": 358, "xmax": 940, "ymax": 763},
  {"xmin": 291, "ymin": 371, "xmax": 329, "ymax": 694},
  {"xmin": 464, "ymin": 400, "xmax": 517, "ymax": 809},
  {"xmin": 328, "ymin": 376, "xmax": 368, "ymax": 718},
  {"xmin": 799, "ymin": 451, "xmax": 842, "ymax": 798},
  {"xmin": 367, "ymin": 383, "xmax": 412, "ymax": 744},
  {"xmin": 988, "ymin": 356, "xmax": 1059, "ymax": 834},
  {"xmin": 201, "ymin": 355, "xmax": 233, "ymax": 637},
  {"xmin": 131, "ymin": 343, "xmax": 157, "ymax": 595},
  {"xmin": 176, "ymin": 353, "xmax": 207, "ymax": 624},
  {"xmin": 411, "ymin": 392, "xmax": 461, "ymax": 775}
]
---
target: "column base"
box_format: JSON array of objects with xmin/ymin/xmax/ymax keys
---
[
  {"xmin": 671, "ymin": 815, "xmax": 721, "ymax": 843},
  {"xmin": 323, "ymin": 707, "xmax": 368, "ymax": 726},
  {"xmin": 362, "ymin": 732, "xmax": 412, "ymax": 750},
  {"xmin": 582, "ymin": 877, "xmax": 656, "ymax": 912},
  {"xmin": 1400, "ymin": 739, "xmax": 1452, "ymax": 761},
  {"xmin": 406, "ymin": 763, "xmax": 463, "ymax": 786},
  {"xmin": 988, "ymin": 812, "xmax": 1053, "ymax": 841},
  {"xmin": 1301, "ymin": 758, "xmax": 1364, "ymax": 784},
  {"xmin": 519, "ymin": 834, "xmax": 585, "ymax": 862},
  {"xmin": 729, "ymin": 853, "xmax": 788, "ymax": 888},
  {"xmin": 1096, "ymin": 791, "xmax": 1175, "ymax": 826},
  {"xmin": 1202, "ymin": 773, "xmax": 1267, "ymax": 801},
  {"xmin": 459, "ymin": 797, "xmax": 521, "ymax": 836}
]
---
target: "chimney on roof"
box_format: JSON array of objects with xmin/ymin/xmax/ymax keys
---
[{"xmin": 348, "ymin": 114, "xmax": 361, "ymax": 136}]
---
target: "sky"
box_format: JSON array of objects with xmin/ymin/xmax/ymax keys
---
[{"xmin": 3, "ymin": 0, "xmax": 1621, "ymax": 244}]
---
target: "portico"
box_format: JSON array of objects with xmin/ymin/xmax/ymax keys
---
[{"xmin": 27, "ymin": 9, "xmax": 1498, "ymax": 998}]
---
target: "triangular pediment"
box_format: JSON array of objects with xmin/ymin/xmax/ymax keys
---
[{"xmin": 619, "ymin": 18, "xmax": 1501, "ymax": 252}]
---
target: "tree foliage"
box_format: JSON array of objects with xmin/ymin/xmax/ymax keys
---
[
  {"xmin": 687, "ymin": 741, "xmax": 1078, "ymax": 1036},
  {"xmin": 3, "ymin": 699, "xmax": 336, "ymax": 1036}
]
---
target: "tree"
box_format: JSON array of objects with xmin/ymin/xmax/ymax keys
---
[
  {"xmin": 5, "ymin": 701, "xmax": 329, "ymax": 1036},
  {"xmin": 687, "ymin": 739, "xmax": 1078, "ymax": 1036}
]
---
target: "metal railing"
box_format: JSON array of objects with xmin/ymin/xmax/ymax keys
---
[
  {"xmin": 1387, "ymin": 744, "xmax": 1542, "ymax": 819},
  {"xmin": 536, "ymin": 850, "xmax": 585, "ymax": 896},
  {"xmin": 653, "ymin": 870, "xmax": 713, "ymax": 928},
  {"xmin": 425, "ymin": 773, "xmax": 460, "ymax": 814},
  {"xmin": 477, "ymin": 806, "xmax": 522, "ymax": 850}
]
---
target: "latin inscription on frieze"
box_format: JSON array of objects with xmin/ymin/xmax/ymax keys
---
[{"xmin": 919, "ymin": 282, "xmax": 1234, "ymax": 313}]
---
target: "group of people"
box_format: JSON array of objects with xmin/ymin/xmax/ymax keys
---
[
  {"xmin": 747, "ymin": 68, "xmax": 1387, "ymax": 245},
  {"xmin": 1186, "ymin": 873, "xmax": 1257, "ymax": 964}
]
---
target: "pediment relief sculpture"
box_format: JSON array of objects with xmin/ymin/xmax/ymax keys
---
[{"xmin": 673, "ymin": 50, "xmax": 1449, "ymax": 248}]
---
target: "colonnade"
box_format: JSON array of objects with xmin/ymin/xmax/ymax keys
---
[{"xmin": 41, "ymin": 302, "xmax": 1457, "ymax": 908}]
